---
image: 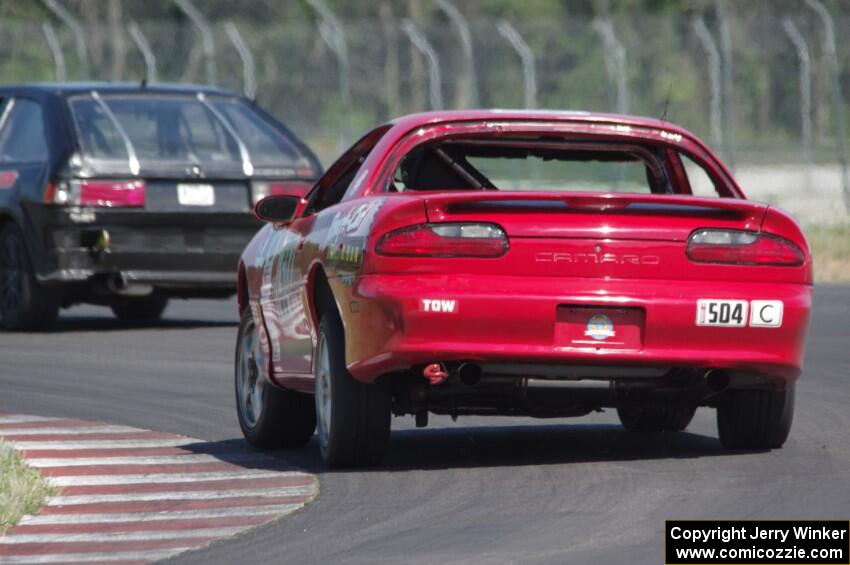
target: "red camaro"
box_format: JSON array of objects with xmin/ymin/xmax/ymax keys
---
[{"xmin": 234, "ymin": 111, "xmax": 811, "ymax": 467}]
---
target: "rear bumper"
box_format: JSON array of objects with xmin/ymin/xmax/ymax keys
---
[
  {"xmin": 29, "ymin": 206, "xmax": 260, "ymax": 295},
  {"xmin": 345, "ymin": 274, "xmax": 812, "ymax": 383}
]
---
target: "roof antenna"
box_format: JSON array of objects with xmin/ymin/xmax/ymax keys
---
[{"xmin": 660, "ymin": 82, "xmax": 672, "ymax": 122}]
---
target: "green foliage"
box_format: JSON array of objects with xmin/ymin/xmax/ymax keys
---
[
  {"xmin": 0, "ymin": 441, "xmax": 54, "ymax": 533},
  {"xmin": 806, "ymin": 223, "xmax": 850, "ymax": 282},
  {"xmin": 2, "ymin": 0, "xmax": 850, "ymax": 167}
]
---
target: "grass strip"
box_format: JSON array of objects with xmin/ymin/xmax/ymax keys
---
[{"xmin": 0, "ymin": 440, "xmax": 53, "ymax": 533}]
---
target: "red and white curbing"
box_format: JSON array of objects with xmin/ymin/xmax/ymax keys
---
[{"xmin": 0, "ymin": 414, "xmax": 318, "ymax": 564}]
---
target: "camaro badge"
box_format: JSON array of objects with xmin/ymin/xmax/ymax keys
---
[{"xmin": 585, "ymin": 314, "xmax": 616, "ymax": 340}]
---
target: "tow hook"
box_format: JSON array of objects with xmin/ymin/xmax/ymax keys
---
[{"xmin": 423, "ymin": 363, "xmax": 449, "ymax": 385}]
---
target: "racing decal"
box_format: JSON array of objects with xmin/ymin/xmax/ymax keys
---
[
  {"xmin": 696, "ymin": 299, "xmax": 783, "ymax": 328},
  {"xmin": 749, "ymin": 300, "xmax": 783, "ymax": 328},
  {"xmin": 584, "ymin": 314, "xmax": 615, "ymax": 340},
  {"xmin": 326, "ymin": 198, "xmax": 385, "ymax": 244},
  {"xmin": 260, "ymin": 228, "xmax": 307, "ymax": 364},
  {"xmin": 696, "ymin": 299, "xmax": 748, "ymax": 327},
  {"xmin": 325, "ymin": 198, "xmax": 385, "ymax": 268},
  {"xmin": 421, "ymin": 298, "xmax": 457, "ymax": 313},
  {"xmin": 326, "ymin": 242, "xmax": 363, "ymax": 266}
]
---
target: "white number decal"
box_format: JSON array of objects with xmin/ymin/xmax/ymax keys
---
[
  {"xmin": 696, "ymin": 299, "xmax": 784, "ymax": 328},
  {"xmin": 696, "ymin": 300, "xmax": 748, "ymax": 327}
]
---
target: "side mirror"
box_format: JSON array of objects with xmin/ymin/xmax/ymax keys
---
[{"xmin": 253, "ymin": 194, "xmax": 307, "ymax": 225}]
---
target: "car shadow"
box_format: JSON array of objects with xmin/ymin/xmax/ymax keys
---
[
  {"xmin": 225, "ymin": 423, "xmax": 766, "ymax": 474},
  {"xmin": 41, "ymin": 315, "xmax": 238, "ymax": 333}
]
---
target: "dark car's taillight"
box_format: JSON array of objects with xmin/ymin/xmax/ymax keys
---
[
  {"xmin": 686, "ymin": 229, "xmax": 804, "ymax": 266},
  {"xmin": 44, "ymin": 179, "xmax": 146, "ymax": 208},
  {"xmin": 375, "ymin": 223, "xmax": 508, "ymax": 257},
  {"xmin": 79, "ymin": 180, "xmax": 146, "ymax": 207}
]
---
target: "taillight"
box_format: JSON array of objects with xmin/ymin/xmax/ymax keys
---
[
  {"xmin": 687, "ymin": 229, "xmax": 804, "ymax": 266},
  {"xmin": 46, "ymin": 179, "xmax": 146, "ymax": 207},
  {"xmin": 251, "ymin": 181, "xmax": 312, "ymax": 205},
  {"xmin": 0, "ymin": 170, "xmax": 18, "ymax": 189},
  {"xmin": 375, "ymin": 223, "xmax": 508, "ymax": 257},
  {"xmin": 44, "ymin": 179, "xmax": 144, "ymax": 207},
  {"xmin": 44, "ymin": 180, "xmax": 71, "ymax": 204}
]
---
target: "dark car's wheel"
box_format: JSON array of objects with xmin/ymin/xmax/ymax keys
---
[
  {"xmin": 315, "ymin": 311, "xmax": 391, "ymax": 467},
  {"xmin": 235, "ymin": 309, "xmax": 316, "ymax": 449},
  {"xmin": 617, "ymin": 403, "xmax": 697, "ymax": 432},
  {"xmin": 717, "ymin": 384, "xmax": 794, "ymax": 449},
  {"xmin": 110, "ymin": 296, "xmax": 169, "ymax": 322},
  {"xmin": 0, "ymin": 224, "xmax": 59, "ymax": 331}
]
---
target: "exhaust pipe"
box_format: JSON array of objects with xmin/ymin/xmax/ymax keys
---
[
  {"xmin": 706, "ymin": 370, "xmax": 730, "ymax": 393},
  {"xmin": 457, "ymin": 363, "xmax": 482, "ymax": 386},
  {"xmin": 106, "ymin": 274, "xmax": 154, "ymax": 297},
  {"xmin": 423, "ymin": 363, "xmax": 448, "ymax": 386}
]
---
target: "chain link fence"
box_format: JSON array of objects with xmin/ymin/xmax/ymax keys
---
[{"xmin": 2, "ymin": 7, "xmax": 850, "ymax": 224}]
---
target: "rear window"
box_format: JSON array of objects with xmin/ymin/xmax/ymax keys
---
[
  {"xmin": 0, "ymin": 98, "xmax": 48, "ymax": 163},
  {"xmin": 391, "ymin": 138, "xmax": 669, "ymax": 194},
  {"xmin": 68, "ymin": 93, "xmax": 310, "ymax": 172}
]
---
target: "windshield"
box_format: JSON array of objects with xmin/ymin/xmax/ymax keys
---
[
  {"xmin": 68, "ymin": 93, "xmax": 310, "ymax": 172},
  {"xmin": 391, "ymin": 138, "xmax": 669, "ymax": 194}
]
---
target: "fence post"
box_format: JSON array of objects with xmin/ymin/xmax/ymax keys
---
[
  {"xmin": 306, "ymin": 0, "xmax": 352, "ymax": 150},
  {"xmin": 43, "ymin": 0, "xmax": 89, "ymax": 79},
  {"xmin": 592, "ymin": 19, "xmax": 629, "ymax": 114},
  {"xmin": 782, "ymin": 17, "xmax": 814, "ymax": 192},
  {"xmin": 714, "ymin": 0, "xmax": 735, "ymax": 171},
  {"xmin": 175, "ymin": 0, "xmax": 217, "ymax": 85},
  {"xmin": 127, "ymin": 22, "xmax": 157, "ymax": 84},
  {"xmin": 224, "ymin": 22, "xmax": 256, "ymax": 99},
  {"xmin": 691, "ymin": 16, "xmax": 723, "ymax": 148},
  {"xmin": 806, "ymin": 0, "xmax": 850, "ymax": 213},
  {"xmin": 402, "ymin": 19, "xmax": 443, "ymax": 110},
  {"xmin": 435, "ymin": 0, "xmax": 478, "ymax": 108},
  {"xmin": 496, "ymin": 21, "xmax": 537, "ymax": 110},
  {"xmin": 41, "ymin": 21, "xmax": 66, "ymax": 82}
]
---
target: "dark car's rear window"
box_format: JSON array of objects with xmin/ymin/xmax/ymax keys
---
[{"xmin": 68, "ymin": 93, "xmax": 310, "ymax": 173}]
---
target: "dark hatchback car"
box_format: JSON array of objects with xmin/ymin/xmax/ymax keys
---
[{"xmin": 0, "ymin": 83, "xmax": 320, "ymax": 330}]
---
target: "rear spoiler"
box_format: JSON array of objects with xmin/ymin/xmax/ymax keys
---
[{"xmin": 423, "ymin": 191, "xmax": 768, "ymax": 222}]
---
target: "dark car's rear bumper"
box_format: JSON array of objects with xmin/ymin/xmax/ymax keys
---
[{"xmin": 28, "ymin": 205, "xmax": 260, "ymax": 296}]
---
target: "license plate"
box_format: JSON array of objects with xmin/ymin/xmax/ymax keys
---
[
  {"xmin": 177, "ymin": 183, "xmax": 215, "ymax": 206},
  {"xmin": 556, "ymin": 306, "xmax": 645, "ymax": 349},
  {"xmin": 696, "ymin": 299, "xmax": 748, "ymax": 327}
]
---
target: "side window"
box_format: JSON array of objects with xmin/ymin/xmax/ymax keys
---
[
  {"xmin": 681, "ymin": 153, "xmax": 721, "ymax": 197},
  {"xmin": 0, "ymin": 98, "xmax": 48, "ymax": 163},
  {"xmin": 312, "ymin": 157, "xmax": 363, "ymax": 212},
  {"xmin": 308, "ymin": 125, "xmax": 391, "ymax": 214}
]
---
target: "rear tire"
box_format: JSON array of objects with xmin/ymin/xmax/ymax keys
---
[
  {"xmin": 717, "ymin": 384, "xmax": 794, "ymax": 449},
  {"xmin": 0, "ymin": 224, "xmax": 59, "ymax": 331},
  {"xmin": 235, "ymin": 309, "xmax": 316, "ymax": 449},
  {"xmin": 617, "ymin": 403, "xmax": 697, "ymax": 432},
  {"xmin": 110, "ymin": 296, "xmax": 169, "ymax": 322},
  {"xmin": 315, "ymin": 311, "xmax": 391, "ymax": 468}
]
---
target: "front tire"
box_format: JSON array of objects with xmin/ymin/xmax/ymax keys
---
[
  {"xmin": 235, "ymin": 309, "xmax": 316, "ymax": 449},
  {"xmin": 617, "ymin": 403, "xmax": 697, "ymax": 432},
  {"xmin": 0, "ymin": 224, "xmax": 59, "ymax": 331},
  {"xmin": 717, "ymin": 384, "xmax": 795, "ymax": 449},
  {"xmin": 315, "ymin": 312, "xmax": 391, "ymax": 467},
  {"xmin": 110, "ymin": 296, "xmax": 169, "ymax": 322}
]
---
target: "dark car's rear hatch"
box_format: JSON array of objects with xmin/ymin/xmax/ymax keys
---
[{"xmin": 63, "ymin": 90, "xmax": 317, "ymax": 211}]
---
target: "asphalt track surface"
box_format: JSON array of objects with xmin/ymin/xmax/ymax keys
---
[{"xmin": 1, "ymin": 285, "xmax": 848, "ymax": 564}]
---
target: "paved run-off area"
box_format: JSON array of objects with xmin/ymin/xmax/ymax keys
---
[
  {"xmin": 0, "ymin": 414, "xmax": 317, "ymax": 564},
  {"xmin": 0, "ymin": 287, "xmax": 848, "ymax": 564}
]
